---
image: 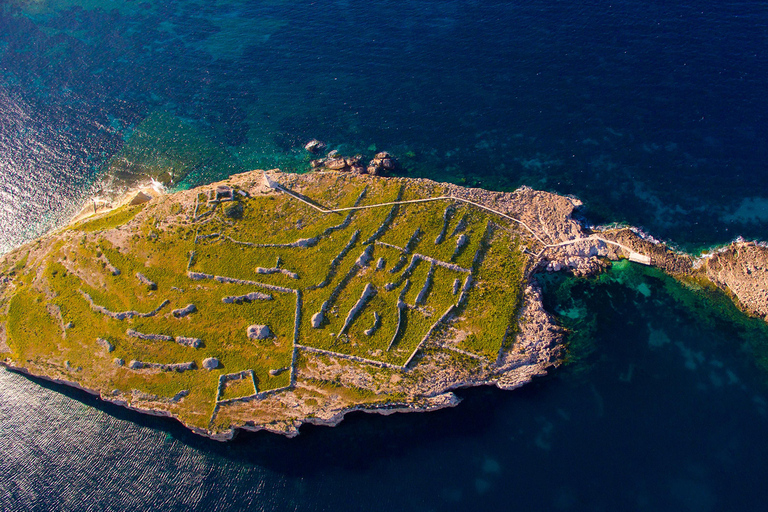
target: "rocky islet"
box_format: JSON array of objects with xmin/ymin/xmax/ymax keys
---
[{"xmin": 0, "ymin": 165, "xmax": 765, "ymax": 440}]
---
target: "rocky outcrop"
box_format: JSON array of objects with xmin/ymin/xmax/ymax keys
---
[
  {"xmin": 415, "ymin": 262, "xmax": 435, "ymax": 306},
  {"xmin": 435, "ymin": 206, "xmax": 454, "ymax": 244},
  {"xmin": 310, "ymin": 150, "xmax": 400, "ymax": 176},
  {"xmin": 311, "ymin": 151, "xmax": 366, "ymax": 174},
  {"xmin": 366, "ymin": 152, "xmax": 399, "ymax": 176},
  {"xmin": 702, "ymin": 241, "xmax": 768, "ymax": 320}
]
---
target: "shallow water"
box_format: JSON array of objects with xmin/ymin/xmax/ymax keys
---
[{"xmin": 2, "ymin": 1, "xmax": 768, "ymax": 510}]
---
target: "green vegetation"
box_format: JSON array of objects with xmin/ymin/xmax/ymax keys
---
[
  {"xmin": 73, "ymin": 205, "xmax": 146, "ymax": 233},
  {"xmin": 0, "ymin": 171, "xmax": 532, "ymax": 435}
]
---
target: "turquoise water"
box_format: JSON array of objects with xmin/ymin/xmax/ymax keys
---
[{"xmin": 2, "ymin": 1, "xmax": 768, "ymax": 509}]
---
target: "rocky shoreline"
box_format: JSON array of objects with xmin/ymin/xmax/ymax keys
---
[{"xmin": 1, "ymin": 165, "xmax": 767, "ymax": 440}]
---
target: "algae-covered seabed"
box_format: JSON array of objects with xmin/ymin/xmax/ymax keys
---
[{"xmin": 0, "ymin": 171, "xmax": 543, "ymax": 438}]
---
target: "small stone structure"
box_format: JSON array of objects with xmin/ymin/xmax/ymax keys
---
[
  {"xmin": 135, "ymin": 272, "xmax": 157, "ymax": 290},
  {"xmin": 203, "ymin": 357, "xmax": 220, "ymax": 370},
  {"xmin": 97, "ymin": 337, "xmax": 114, "ymax": 353},
  {"xmin": 435, "ymin": 206, "xmax": 454, "ymax": 245},
  {"xmin": 452, "ymin": 234, "xmax": 469, "ymax": 260},
  {"xmin": 175, "ymin": 336, "xmax": 203, "ymax": 348},
  {"xmin": 365, "ymin": 312, "xmax": 381, "ymax": 336},
  {"xmin": 81, "ymin": 290, "xmax": 169, "ymax": 320},
  {"xmin": 339, "ymin": 283, "xmax": 377, "ymax": 336},
  {"xmin": 128, "ymin": 360, "xmax": 196, "ymax": 372},
  {"xmin": 126, "ymin": 329, "xmax": 202, "ymax": 348},
  {"xmin": 311, "ymin": 311, "xmax": 324, "ymax": 328},
  {"xmin": 255, "ymin": 267, "xmax": 299, "ymax": 279},
  {"xmin": 222, "ymin": 291, "xmax": 272, "ymax": 304},
  {"xmin": 415, "ymin": 262, "xmax": 435, "ymax": 305},
  {"xmin": 247, "ymin": 325, "xmax": 272, "ymax": 340},
  {"xmin": 172, "ymin": 304, "xmax": 197, "ymax": 318},
  {"xmin": 207, "ymin": 185, "xmax": 234, "ymax": 204},
  {"xmin": 355, "ymin": 245, "xmax": 374, "ymax": 267}
]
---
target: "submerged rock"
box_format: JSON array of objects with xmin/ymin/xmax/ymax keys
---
[{"xmin": 304, "ymin": 139, "xmax": 326, "ymax": 154}]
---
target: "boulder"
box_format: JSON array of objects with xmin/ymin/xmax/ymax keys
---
[
  {"xmin": 304, "ymin": 139, "xmax": 326, "ymax": 154},
  {"xmin": 247, "ymin": 324, "xmax": 272, "ymax": 340},
  {"xmin": 325, "ymin": 158, "xmax": 347, "ymax": 170},
  {"xmin": 202, "ymin": 357, "xmax": 220, "ymax": 370},
  {"xmin": 311, "ymin": 311, "xmax": 324, "ymax": 328}
]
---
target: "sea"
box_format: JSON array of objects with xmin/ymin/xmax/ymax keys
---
[{"xmin": 1, "ymin": 1, "xmax": 768, "ymax": 510}]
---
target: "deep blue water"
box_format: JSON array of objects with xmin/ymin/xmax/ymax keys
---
[{"xmin": 2, "ymin": 1, "xmax": 768, "ymax": 510}]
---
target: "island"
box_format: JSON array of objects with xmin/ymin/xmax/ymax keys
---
[{"xmin": 0, "ymin": 165, "xmax": 766, "ymax": 439}]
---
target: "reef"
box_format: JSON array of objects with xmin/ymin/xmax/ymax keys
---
[{"xmin": 0, "ymin": 168, "xmax": 765, "ymax": 440}]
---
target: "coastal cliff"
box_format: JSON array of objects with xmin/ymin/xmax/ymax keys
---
[{"xmin": 0, "ymin": 168, "xmax": 765, "ymax": 440}]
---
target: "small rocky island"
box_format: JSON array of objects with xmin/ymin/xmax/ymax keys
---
[{"xmin": 0, "ymin": 162, "xmax": 766, "ymax": 439}]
